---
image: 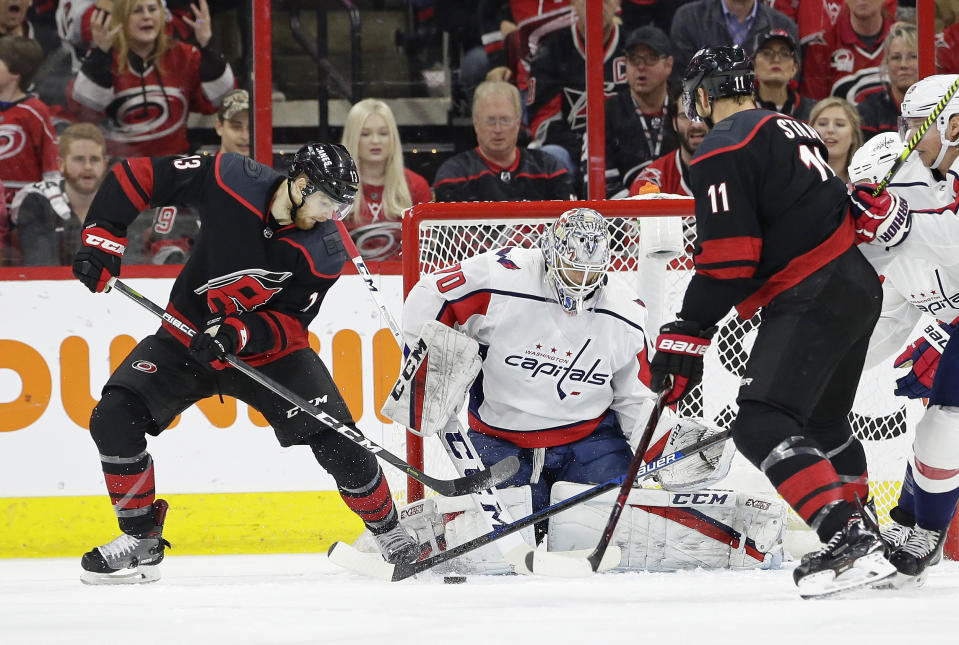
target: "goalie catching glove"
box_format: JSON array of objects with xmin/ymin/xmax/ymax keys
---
[
  {"xmin": 650, "ymin": 320, "xmax": 716, "ymax": 405},
  {"xmin": 849, "ymin": 183, "xmax": 911, "ymax": 247},
  {"xmin": 382, "ymin": 321, "xmax": 482, "ymax": 436},
  {"xmin": 894, "ymin": 318, "xmax": 956, "ymax": 399},
  {"xmin": 647, "ymin": 414, "xmax": 735, "ymax": 491}
]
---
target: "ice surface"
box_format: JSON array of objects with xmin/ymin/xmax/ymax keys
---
[{"xmin": 1, "ymin": 555, "xmax": 958, "ymax": 644}]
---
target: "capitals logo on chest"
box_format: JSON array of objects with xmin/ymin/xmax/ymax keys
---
[
  {"xmin": 503, "ymin": 338, "xmax": 610, "ymax": 400},
  {"xmin": 194, "ymin": 268, "xmax": 293, "ymax": 314}
]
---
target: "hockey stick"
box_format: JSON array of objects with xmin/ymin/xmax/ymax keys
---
[
  {"xmin": 335, "ymin": 220, "xmax": 404, "ymax": 343},
  {"xmin": 872, "ymin": 75, "xmax": 959, "ymax": 196},
  {"xmin": 526, "ymin": 390, "xmax": 669, "ymax": 576},
  {"xmin": 328, "ymin": 418, "xmax": 732, "ymax": 581},
  {"xmin": 107, "ymin": 277, "xmax": 518, "ymax": 497}
]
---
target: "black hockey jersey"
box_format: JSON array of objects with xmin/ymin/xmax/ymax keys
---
[
  {"xmin": 432, "ymin": 147, "xmax": 572, "ymax": 202},
  {"xmin": 84, "ymin": 153, "xmax": 347, "ymax": 365},
  {"xmin": 603, "ymin": 88, "xmax": 678, "ymax": 197},
  {"xmin": 526, "ymin": 21, "xmax": 627, "ymax": 165},
  {"xmin": 680, "ymin": 109, "xmax": 854, "ymax": 326}
]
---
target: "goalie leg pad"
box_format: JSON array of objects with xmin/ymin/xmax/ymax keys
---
[
  {"xmin": 381, "ymin": 321, "xmax": 482, "ymax": 436},
  {"xmin": 547, "ymin": 482, "xmax": 786, "ymax": 571}
]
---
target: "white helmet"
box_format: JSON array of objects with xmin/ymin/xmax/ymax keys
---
[
  {"xmin": 540, "ymin": 208, "xmax": 611, "ymax": 315},
  {"xmin": 899, "ymin": 74, "xmax": 959, "ymax": 170},
  {"xmin": 849, "ymin": 132, "xmax": 941, "ymax": 210}
]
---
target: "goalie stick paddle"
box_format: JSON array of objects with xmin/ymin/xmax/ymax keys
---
[
  {"xmin": 872, "ymin": 75, "xmax": 959, "ymax": 196},
  {"xmin": 107, "ymin": 278, "xmax": 518, "ymax": 497},
  {"xmin": 327, "ymin": 417, "xmax": 733, "ymax": 581},
  {"xmin": 527, "ymin": 390, "xmax": 670, "ymax": 577}
]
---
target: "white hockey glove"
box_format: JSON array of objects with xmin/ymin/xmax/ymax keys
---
[
  {"xmin": 381, "ymin": 321, "xmax": 482, "ymax": 436},
  {"xmin": 651, "ymin": 416, "xmax": 734, "ymax": 492}
]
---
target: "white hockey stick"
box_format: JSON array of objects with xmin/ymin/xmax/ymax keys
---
[{"xmin": 436, "ymin": 418, "xmax": 535, "ymax": 573}]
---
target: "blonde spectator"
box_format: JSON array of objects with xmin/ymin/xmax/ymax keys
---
[
  {"xmin": 810, "ymin": 97, "xmax": 863, "ymax": 184},
  {"xmin": 340, "ymin": 99, "xmax": 431, "ymax": 262},
  {"xmin": 858, "ymin": 22, "xmax": 918, "ymax": 141},
  {"xmin": 67, "ymin": 0, "xmax": 235, "ymax": 158}
]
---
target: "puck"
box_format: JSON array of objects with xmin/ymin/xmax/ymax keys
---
[{"xmin": 443, "ymin": 575, "xmax": 467, "ymax": 584}]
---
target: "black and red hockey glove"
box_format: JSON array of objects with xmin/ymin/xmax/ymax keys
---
[
  {"xmin": 189, "ymin": 315, "xmax": 250, "ymax": 370},
  {"xmin": 73, "ymin": 222, "xmax": 127, "ymax": 293},
  {"xmin": 849, "ymin": 183, "xmax": 911, "ymax": 246},
  {"xmin": 650, "ymin": 320, "xmax": 716, "ymax": 405}
]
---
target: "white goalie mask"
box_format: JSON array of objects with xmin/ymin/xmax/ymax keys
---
[
  {"xmin": 899, "ymin": 74, "xmax": 959, "ymax": 170},
  {"xmin": 540, "ymin": 208, "xmax": 611, "ymax": 315}
]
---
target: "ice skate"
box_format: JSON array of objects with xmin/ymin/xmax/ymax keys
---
[
  {"xmin": 889, "ymin": 526, "xmax": 946, "ymax": 583},
  {"xmin": 371, "ymin": 522, "xmax": 419, "ymax": 564},
  {"xmin": 793, "ymin": 510, "xmax": 895, "ymax": 599},
  {"xmin": 80, "ymin": 499, "xmax": 170, "ymax": 585}
]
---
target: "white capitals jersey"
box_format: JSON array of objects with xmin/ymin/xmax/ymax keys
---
[
  {"xmin": 864, "ymin": 156, "xmax": 959, "ymax": 367},
  {"xmin": 402, "ymin": 247, "xmax": 657, "ymax": 448}
]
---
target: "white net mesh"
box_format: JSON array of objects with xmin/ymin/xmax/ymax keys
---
[{"xmin": 402, "ymin": 202, "xmax": 924, "ymax": 530}]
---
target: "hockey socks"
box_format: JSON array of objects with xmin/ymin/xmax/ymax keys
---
[
  {"xmin": 339, "ymin": 467, "xmax": 398, "ymax": 534},
  {"xmin": 100, "ymin": 450, "xmax": 158, "ymax": 536}
]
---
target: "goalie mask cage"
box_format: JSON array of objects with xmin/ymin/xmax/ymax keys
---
[{"xmin": 398, "ymin": 198, "xmax": 943, "ymax": 549}]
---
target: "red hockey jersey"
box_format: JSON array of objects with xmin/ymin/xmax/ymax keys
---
[
  {"xmin": 0, "ymin": 95, "xmax": 59, "ymax": 204},
  {"xmin": 67, "ymin": 40, "xmax": 234, "ymax": 158},
  {"xmin": 629, "ymin": 149, "xmax": 692, "ymax": 197},
  {"xmin": 800, "ymin": 11, "xmax": 892, "ymax": 102}
]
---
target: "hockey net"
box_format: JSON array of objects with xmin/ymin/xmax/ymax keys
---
[{"xmin": 399, "ymin": 198, "xmax": 923, "ymax": 536}]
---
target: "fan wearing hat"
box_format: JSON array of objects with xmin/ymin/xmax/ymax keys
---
[
  {"xmin": 752, "ymin": 29, "xmax": 815, "ymax": 122},
  {"xmin": 216, "ymin": 89, "xmax": 250, "ymax": 157},
  {"xmin": 602, "ymin": 25, "xmax": 679, "ymax": 197}
]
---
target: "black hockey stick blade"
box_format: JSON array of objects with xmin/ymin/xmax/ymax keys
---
[
  {"xmin": 107, "ymin": 278, "xmax": 518, "ymax": 497},
  {"xmin": 328, "ymin": 417, "xmax": 732, "ymax": 581},
  {"xmin": 327, "ymin": 474, "xmax": 624, "ymax": 581}
]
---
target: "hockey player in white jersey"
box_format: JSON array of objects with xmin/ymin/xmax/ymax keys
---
[
  {"xmin": 401, "ymin": 208, "xmax": 657, "ymax": 537},
  {"xmin": 852, "ymin": 74, "xmax": 959, "ymax": 583},
  {"xmin": 371, "ymin": 207, "xmax": 783, "ymax": 576}
]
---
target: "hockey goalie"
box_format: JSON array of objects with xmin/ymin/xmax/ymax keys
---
[{"xmin": 356, "ymin": 207, "xmax": 786, "ymax": 574}]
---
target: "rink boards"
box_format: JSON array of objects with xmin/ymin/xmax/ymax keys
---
[{"xmin": 0, "ymin": 275, "xmax": 408, "ymax": 557}]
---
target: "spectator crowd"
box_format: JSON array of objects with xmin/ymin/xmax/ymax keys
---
[{"xmin": 0, "ymin": 0, "xmax": 953, "ymax": 267}]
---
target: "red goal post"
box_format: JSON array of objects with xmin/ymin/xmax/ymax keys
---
[{"xmin": 399, "ymin": 198, "xmax": 933, "ymax": 547}]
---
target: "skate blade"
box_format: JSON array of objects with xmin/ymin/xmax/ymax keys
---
[
  {"xmin": 874, "ymin": 569, "xmax": 928, "ymax": 591},
  {"xmin": 797, "ymin": 552, "xmax": 896, "ymax": 599},
  {"xmin": 80, "ymin": 566, "xmax": 161, "ymax": 586}
]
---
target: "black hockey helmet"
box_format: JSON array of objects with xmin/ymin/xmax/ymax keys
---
[
  {"xmin": 682, "ymin": 46, "xmax": 754, "ymax": 120},
  {"xmin": 288, "ymin": 143, "xmax": 359, "ymax": 219}
]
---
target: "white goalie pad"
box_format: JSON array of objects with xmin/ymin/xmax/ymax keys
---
[
  {"xmin": 547, "ymin": 482, "xmax": 786, "ymax": 571},
  {"xmin": 381, "ymin": 321, "xmax": 482, "ymax": 436},
  {"xmin": 353, "ymin": 488, "xmax": 536, "ymax": 576},
  {"xmin": 651, "ymin": 416, "xmax": 735, "ymax": 492}
]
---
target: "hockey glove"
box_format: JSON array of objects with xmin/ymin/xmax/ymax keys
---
[
  {"xmin": 72, "ymin": 222, "xmax": 128, "ymax": 293},
  {"xmin": 849, "ymin": 183, "xmax": 911, "ymax": 247},
  {"xmin": 893, "ymin": 319, "xmax": 956, "ymax": 399},
  {"xmin": 189, "ymin": 315, "xmax": 250, "ymax": 370},
  {"xmin": 650, "ymin": 320, "xmax": 716, "ymax": 405}
]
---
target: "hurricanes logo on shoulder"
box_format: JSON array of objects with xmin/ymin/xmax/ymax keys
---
[{"xmin": 132, "ymin": 360, "xmax": 158, "ymax": 373}]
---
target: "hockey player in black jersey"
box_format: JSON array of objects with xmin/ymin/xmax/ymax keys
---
[
  {"xmin": 648, "ymin": 47, "xmax": 895, "ymax": 598},
  {"xmin": 72, "ymin": 144, "xmax": 418, "ymax": 584}
]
